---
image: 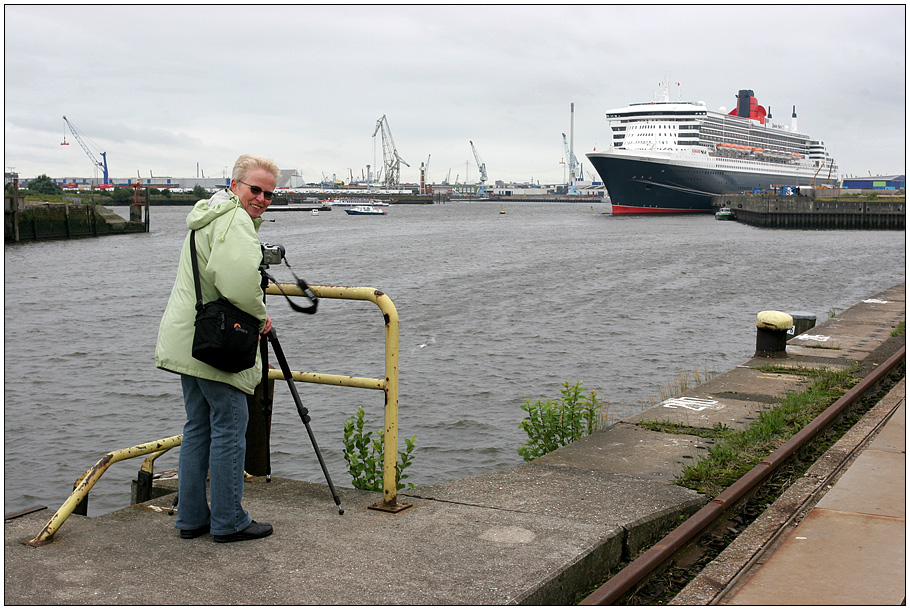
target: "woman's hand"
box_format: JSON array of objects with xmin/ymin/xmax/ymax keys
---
[{"xmin": 262, "ymin": 315, "xmax": 273, "ymax": 335}]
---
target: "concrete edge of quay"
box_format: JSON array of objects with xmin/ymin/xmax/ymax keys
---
[{"xmin": 4, "ymin": 283, "xmax": 905, "ymax": 605}]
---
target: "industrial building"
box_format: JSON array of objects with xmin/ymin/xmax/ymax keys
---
[{"xmin": 841, "ymin": 175, "xmax": 905, "ymax": 190}]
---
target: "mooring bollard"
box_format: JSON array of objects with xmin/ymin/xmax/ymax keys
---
[
  {"xmin": 755, "ymin": 310, "xmax": 794, "ymax": 358},
  {"xmin": 788, "ymin": 311, "xmax": 817, "ymax": 337}
]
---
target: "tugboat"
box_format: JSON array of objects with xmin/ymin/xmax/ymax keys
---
[{"xmin": 715, "ymin": 207, "xmax": 736, "ymax": 220}]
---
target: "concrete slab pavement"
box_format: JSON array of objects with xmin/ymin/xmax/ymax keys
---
[
  {"xmin": 6, "ymin": 459, "xmax": 705, "ymax": 606},
  {"xmin": 623, "ymin": 367, "xmax": 813, "ymax": 431},
  {"xmin": 720, "ymin": 396, "xmax": 905, "ymax": 606}
]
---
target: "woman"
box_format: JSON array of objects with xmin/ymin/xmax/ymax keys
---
[{"xmin": 156, "ymin": 154, "xmax": 278, "ymax": 543}]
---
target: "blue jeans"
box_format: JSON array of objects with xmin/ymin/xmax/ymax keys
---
[{"xmin": 176, "ymin": 375, "xmax": 252, "ymax": 536}]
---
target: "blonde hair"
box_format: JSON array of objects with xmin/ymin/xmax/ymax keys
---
[{"xmin": 231, "ymin": 154, "xmax": 280, "ymax": 183}]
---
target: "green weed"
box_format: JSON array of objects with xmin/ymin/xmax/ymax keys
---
[
  {"xmin": 674, "ymin": 365, "xmax": 859, "ymax": 497},
  {"xmin": 342, "ymin": 406, "xmax": 417, "ymax": 492},
  {"xmin": 517, "ymin": 381, "xmax": 608, "ymax": 461}
]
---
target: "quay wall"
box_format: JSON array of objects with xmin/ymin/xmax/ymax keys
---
[
  {"xmin": 713, "ymin": 194, "xmax": 905, "ymax": 229},
  {"xmin": 4, "ymin": 199, "xmax": 148, "ymax": 242}
]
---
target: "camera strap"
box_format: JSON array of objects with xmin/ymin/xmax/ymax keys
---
[{"xmin": 262, "ymin": 264, "xmax": 319, "ymax": 315}]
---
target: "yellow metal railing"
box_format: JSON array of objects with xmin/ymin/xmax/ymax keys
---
[
  {"xmin": 26, "ymin": 435, "xmax": 183, "ymax": 546},
  {"xmin": 267, "ymin": 283, "xmax": 407, "ymax": 512},
  {"xmin": 26, "ymin": 282, "xmax": 405, "ymax": 545}
]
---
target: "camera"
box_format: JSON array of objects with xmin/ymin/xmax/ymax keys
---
[{"xmin": 261, "ymin": 242, "xmax": 285, "ymax": 266}]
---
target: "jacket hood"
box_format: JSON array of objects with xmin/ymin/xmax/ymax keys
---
[
  {"xmin": 186, "ymin": 188, "xmax": 264, "ymax": 239},
  {"xmin": 187, "ymin": 189, "xmax": 241, "ymax": 231}
]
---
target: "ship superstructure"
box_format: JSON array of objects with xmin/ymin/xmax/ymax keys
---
[{"xmin": 586, "ymin": 87, "xmax": 838, "ymax": 213}]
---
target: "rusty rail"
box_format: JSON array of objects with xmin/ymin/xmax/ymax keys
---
[
  {"xmin": 265, "ymin": 283, "xmax": 407, "ymax": 512},
  {"xmin": 26, "ymin": 281, "xmax": 405, "ymax": 546},
  {"xmin": 580, "ymin": 345, "xmax": 905, "ymax": 605},
  {"xmin": 26, "ymin": 435, "xmax": 184, "ymax": 546}
]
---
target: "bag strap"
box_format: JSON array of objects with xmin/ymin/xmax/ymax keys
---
[
  {"xmin": 189, "ymin": 230, "xmax": 204, "ymax": 311},
  {"xmin": 261, "ymin": 266, "xmax": 318, "ymax": 315},
  {"xmin": 192, "ymin": 229, "xmax": 317, "ymax": 315}
]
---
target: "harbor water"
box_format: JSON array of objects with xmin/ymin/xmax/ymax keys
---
[{"xmin": 4, "ymin": 201, "xmax": 905, "ymax": 516}]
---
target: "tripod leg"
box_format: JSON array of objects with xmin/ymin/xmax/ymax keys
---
[{"xmin": 267, "ymin": 329, "xmax": 344, "ymax": 515}]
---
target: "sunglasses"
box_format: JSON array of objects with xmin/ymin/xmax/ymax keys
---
[{"xmin": 237, "ymin": 180, "xmax": 275, "ymax": 200}]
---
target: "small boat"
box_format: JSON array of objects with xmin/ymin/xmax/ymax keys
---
[
  {"xmin": 311, "ymin": 209, "xmax": 319, "ymax": 216},
  {"xmin": 715, "ymin": 207, "xmax": 736, "ymax": 220},
  {"xmin": 345, "ymin": 206, "xmax": 388, "ymax": 216},
  {"xmin": 324, "ymin": 197, "xmax": 388, "ymax": 207}
]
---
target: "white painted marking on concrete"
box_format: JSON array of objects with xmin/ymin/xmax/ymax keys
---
[
  {"xmin": 659, "ymin": 397, "xmax": 724, "ymax": 412},
  {"xmin": 795, "ymin": 334, "xmax": 831, "ymax": 342},
  {"xmin": 864, "ymin": 298, "xmax": 892, "ymax": 304}
]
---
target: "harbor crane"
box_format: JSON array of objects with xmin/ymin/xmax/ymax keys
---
[
  {"xmin": 562, "ymin": 132, "xmax": 582, "ymax": 195},
  {"xmin": 372, "ymin": 115, "xmax": 409, "ymax": 188},
  {"xmin": 469, "ymin": 140, "xmax": 490, "ymax": 196},
  {"xmin": 62, "ymin": 116, "xmax": 109, "ymax": 184}
]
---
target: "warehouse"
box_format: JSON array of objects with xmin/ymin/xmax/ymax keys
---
[{"xmin": 841, "ymin": 175, "xmax": 905, "ymax": 190}]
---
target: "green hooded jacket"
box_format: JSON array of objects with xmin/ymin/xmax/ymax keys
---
[{"xmin": 155, "ymin": 189, "xmax": 268, "ymax": 394}]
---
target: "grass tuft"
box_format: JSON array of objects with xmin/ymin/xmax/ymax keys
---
[{"xmin": 672, "ymin": 365, "xmax": 859, "ymax": 498}]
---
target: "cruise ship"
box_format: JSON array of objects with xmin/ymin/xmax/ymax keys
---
[{"xmin": 586, "ymin": 87, "xmax": 838, "ymax": 213}]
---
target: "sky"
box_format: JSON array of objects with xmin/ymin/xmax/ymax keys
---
[{"xmin": 4, "ymin": 5, "xmax": 906, "ymax": 185}]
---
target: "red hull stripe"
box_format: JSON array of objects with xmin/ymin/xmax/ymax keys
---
[{"xmin": 610, "ymin": 205, "xmax": 711, "ymax": 214}]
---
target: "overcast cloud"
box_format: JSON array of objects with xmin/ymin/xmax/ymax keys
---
[{"xmin": 4, "ymin": 5, "xmax": 905, "ymax": 184}]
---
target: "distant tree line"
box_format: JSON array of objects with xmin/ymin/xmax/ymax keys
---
[{"xmin": 6, "ymin": 174, "xmax": 209, "ymax": 203}]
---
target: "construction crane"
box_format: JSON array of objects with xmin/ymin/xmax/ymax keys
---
[
  {"xmin": 562, "ymin": 133, "xmax": 582, "ymax": 195},
  {"xmin": 62, "ymin": 116, "xmax": 109, "ymax": 184},
  {"xmin": 469, "ymin": 140, "xmax": 489, "ymax": 196},
  {"xmin": 372, "ymin": 115, "xmax": 409, "ymax": 188}
]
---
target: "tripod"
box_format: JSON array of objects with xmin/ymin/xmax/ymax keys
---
[{"xmin": 257, "ymin": 262, "xmax": 342, "ymax": 514}]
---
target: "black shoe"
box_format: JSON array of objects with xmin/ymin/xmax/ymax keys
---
[
  {"xmin": 180, "ymin": 524, "xmax": 210, "ymax": 539},
  {"xmin": 213, "ymin": 520, "xmax": 273, "ymax": 543}
]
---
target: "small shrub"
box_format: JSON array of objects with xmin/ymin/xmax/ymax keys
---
[
  {"xmin": 342, "ymin": 406, "xmax": 417, "ymax": 492},
  {"xmin": 517, "ymin": 380, "xmax": 607, "ymax": 461}
]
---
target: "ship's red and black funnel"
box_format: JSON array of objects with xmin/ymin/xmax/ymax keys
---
[{"xmin": 729, "ymin": 89, "xmax": 767, "ymax": 124}]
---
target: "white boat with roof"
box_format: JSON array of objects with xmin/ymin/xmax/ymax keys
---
[
  {"xmin": 323, "ymin": 197, "xmax": 389, "ymax": 207},
  {"xmin": 344, "ymin": 205, "xmax": 388, "ymax": 216}
]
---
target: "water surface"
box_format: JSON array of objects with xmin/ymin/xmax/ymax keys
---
[{"xmin": 4, "ymin": 201, "xmax": 904, "ymax": 515}]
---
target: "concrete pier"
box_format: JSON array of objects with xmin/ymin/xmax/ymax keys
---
[
  {"xmin": 712, "ymin": 193, "xmax": 904, "ymax": 229},
  {"xmin": 4, "ymin": 283, "xmax": 904, "ymax": 605}
]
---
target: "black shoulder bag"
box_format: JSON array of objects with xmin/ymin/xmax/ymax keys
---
[{"xmin": 190, "ymin": 230, "xmax": 261, "ymax": 373}]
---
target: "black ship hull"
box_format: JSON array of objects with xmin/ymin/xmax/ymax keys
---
[{"xmin": 587, "ymin": 153, "xmax": 811, "ymax": 214}]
